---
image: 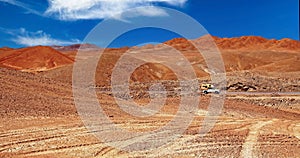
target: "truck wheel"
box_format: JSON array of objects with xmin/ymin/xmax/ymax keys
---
[
  {"xmin": 215, "ymin": 91, "xmax": 220, "ymax": 94},
  {"xmin": 204, "ymin": 91, "xmax": 208, "ymax": 94}
]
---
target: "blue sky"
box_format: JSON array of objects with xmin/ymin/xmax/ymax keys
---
[{"xmin": 0, "ymin": 0, "xmax": 298, "ymax": 48}]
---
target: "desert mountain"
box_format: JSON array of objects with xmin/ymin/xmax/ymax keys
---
[
  {"xmin": 0, "ymin": 36, "xmax": 299, "ymax": 83},
  {"xmin": 214, "ymin": 36, "xmax": 300, "ymax": 50},
  {"xmin": 35, "ymin": 36, "xmax": 299, "ymax": 86},
  {"xmin": 0, "ymin": 47, "xmax": 14, "ymax": 52},
  {"xmin": 163, "ymin": 36, "xmax": 300, "ymax": 73},
  {"xmin": 52, "ymin": 43, "xmax": 100, "ymax": 52},
  {"xmin": 0, "ymin": 46, "xmax": 74, "ymax": 72},
  {"xmin": 164, "ymin": 36, "xmax": 300, "ymax": 51}
]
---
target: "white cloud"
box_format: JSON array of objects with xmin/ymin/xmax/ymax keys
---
[
  {"xmin": 0, "ymin": 0, "xmax": 42, "ymax": 16},
  {"xmin": 1, "ymin": 0, "xmax": 188, "ymax": 20},
  {"xmin": 11, "ymin": 28, "xmax": 80, "ymax": 46},
  {"xmin": 45, "ymin": 0, "xmax": 188, "ymax": 20}
]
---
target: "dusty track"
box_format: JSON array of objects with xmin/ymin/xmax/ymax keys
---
[{"xmin": 0, "ymin": 117, "xmax": 299, "ymax": 157}]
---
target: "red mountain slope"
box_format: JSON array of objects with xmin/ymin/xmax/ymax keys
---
[
  {"xmin": 0, "ymin": 46, "xmax": 74, "ymax": 72},
  {"xmin": 0, "ymin": 47, "xmax": 14, "ymax": 52}
]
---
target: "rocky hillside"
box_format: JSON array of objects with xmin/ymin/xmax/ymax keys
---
[{"xmin": 0, "ymin": 46, "xmax": 74, "ymax": 72}]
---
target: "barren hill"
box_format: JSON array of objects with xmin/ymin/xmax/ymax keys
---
[
  {"xmin": 52, "ymin": 43, "xmax": 100, "ymax": 52},
  {"xmin": 0, "ymin": 46, "xmax": 74, "ymax": 72},
  {"xmin": 164, "ymin": 36, "xmax": 300, "ymax": 51},
  {"xmin": 164, "ymin": 36, "xmax": 300, "ymax": 72},
  {"xmin": 0, "ymin": 36, "xmax": 299, "ymax": 84},
  {"xmin": 0, "ymin": 47, "xmax": 14, "ymax": 52},
  {"xmin": 214, "ymin": 36, "xmax": 300, "ymax": 50},
  {"xmin": 31, "ymin": 36, "xmax": 299, "ymax": 86}
]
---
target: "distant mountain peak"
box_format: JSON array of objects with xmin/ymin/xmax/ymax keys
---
[
  {"xmin": 164, "ymin": 35, "xmax": 300, "ymax": 51},
  {"xmin": 52, "ymin": 43, "xmax": 101, "ymax": 51}
]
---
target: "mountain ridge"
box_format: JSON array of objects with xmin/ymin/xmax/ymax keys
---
[{"xmin": 0, "ymin": 35, "xmax": 299, "ymax": 74}]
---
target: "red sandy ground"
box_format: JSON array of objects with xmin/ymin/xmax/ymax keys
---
[{"xmin": 0, "ymin": 36, "xmax": 299, "ymax": 157}]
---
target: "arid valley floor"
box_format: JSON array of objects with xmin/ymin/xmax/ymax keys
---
[{"xmin": 0, "ymin": 36, "xmax": 299, "ymax": 157}]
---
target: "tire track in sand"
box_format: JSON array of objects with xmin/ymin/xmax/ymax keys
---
[
  {"xmin": 293, "ymin": 123, "xmax": 300, "ymax": 140},
  {"xmin": 241, "ymin": 120, "xmax": 273, "ymax": 158}
]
